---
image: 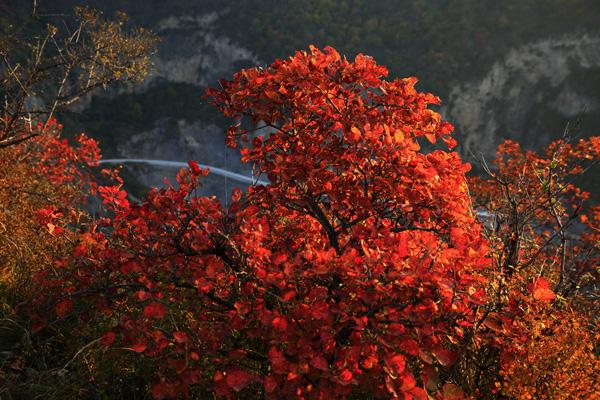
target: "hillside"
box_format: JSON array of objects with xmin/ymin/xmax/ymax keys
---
[{"xmin": 17, "ymin": 0, "xmax": 600, "ymax": 195}]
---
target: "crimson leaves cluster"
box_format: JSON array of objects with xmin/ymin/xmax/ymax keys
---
[{"xmin": 37, "ymin": 46, "xmax": 496, "ymax": 399}]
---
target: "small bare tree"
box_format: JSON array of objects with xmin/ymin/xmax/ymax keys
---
[{"xmin": 0, "ymin": 5, "xmax": 159, "ymax": 148}]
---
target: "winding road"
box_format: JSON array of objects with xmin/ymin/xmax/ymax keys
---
[{"xmin": 98, "ymin": 158, "xmax": 269, "ymax": 186}]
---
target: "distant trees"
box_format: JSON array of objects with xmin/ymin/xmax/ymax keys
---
[{"xmin": 221, "ymin": 0, "xmax": 600, "ymax": 92}]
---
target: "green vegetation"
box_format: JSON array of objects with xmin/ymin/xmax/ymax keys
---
[{"xmin": 220, "ymin": 0, "xmax": 600, "ymax": 93}]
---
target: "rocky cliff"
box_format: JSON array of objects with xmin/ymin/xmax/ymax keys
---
[{"xmin": 445, "ymin": 34, "xmax": 600, "ymax": 162}]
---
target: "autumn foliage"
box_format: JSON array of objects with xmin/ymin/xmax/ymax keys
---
[
  {"xmin": 1, "ymin": 46, "xmax": 598, "ymax": 399},
  {"xmin": 465, "ymin": 136, "xmax": 600, "ymax": 398},
  {"xmin": 0, "ymin": 120, "xmax": 99, "ymax": 294}
]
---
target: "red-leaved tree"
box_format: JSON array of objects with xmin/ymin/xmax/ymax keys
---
[{"xmin": 36, "ymin": 46, "xmax": 492, "ymax": 398}]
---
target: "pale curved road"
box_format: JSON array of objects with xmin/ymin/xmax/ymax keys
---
[{"xmin": 98, "ymin": 159, "xmax": 269, "ymax": 186}]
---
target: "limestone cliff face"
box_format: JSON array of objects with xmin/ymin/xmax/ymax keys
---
[
  {"xmin": 150, "ymin": 12, "xmax": 260, "ymax": 87},
  {"xmin": 110, "ymin": 12, "xmax": 260, "ymax": 198},
  {"xmin": 443, "ymin": 34, "xmax": 600, "ymax": 162}
]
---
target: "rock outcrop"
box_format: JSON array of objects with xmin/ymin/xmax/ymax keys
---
[{"xmin": 444, "ymin": 34, "xmax": 600, "ymax": 162}]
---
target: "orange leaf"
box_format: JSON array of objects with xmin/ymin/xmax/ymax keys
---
[
  {"xmin": 55, "ymin": 299, "xmax": 73, "ymax": 317},
  {"xmin": 442, "ymin": 383, "xmax": 464, "ymax": 400},
  {"xmin": 531, "ymin": 277, "xmax": 556, "ymax": 303}
]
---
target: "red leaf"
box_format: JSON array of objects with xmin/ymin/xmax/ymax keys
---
[
  {"xmin": 338, "ymin": 369, "xmax": 354, "ymax": 385},
  {"xmin": 385, "ymin": 353, "xmax": 406, "ymax": 375},
  {"xmin": 268, "ymin": 346, "xmax": 288, "ymax": 372},
  {"xmin": 410, "ymin": 387, "xmax": 429, "ymax": 400},
  {"xmin": 310, "ymin": 356, "xmax": 329, "ymax": 371},
  {"xmin": 422, "ymin": 365, "xmax": 440, "ymax": 391},
  {"xmin": 136, "ymin": 290, "xmax": 151, "ymax": 300},
  {"xmin": 264, "ymin": 375, "xmax": 278, "ymax": 393},
  {"xmin": 132, "ymin": 341, "xmax": 147, "ymax": 353},
  {"xmin": 432, "ymin": 346, "xmax": 458, "ymax": 367},
  {"xmin": 271, "ymin": 252, "xmax": 287, "ymax": 265},
  {"xmin": 483, "ymin": 317, "xmax": 503, "ymax": 332},
  {"xmin": 400, "ymin": 338, "xmax": 419, "ymax": 356},
  {"xmin": 225, "ymin": 368, "xmax": 256, "ymax": 392},
  {"xmin": 271, "ymin": 316, "xmax": 288, "ymax": 331},
  {"xmin": 349, "ymin": 126, "xmax": 362, "ymax": 141},
  {"xmin": 100, "ymin": 331, "xmax": 116, "ymax": 346},
  {"xmin": 151, "ymin": 382, "xmax": 177, "ymax": 399},
  {"xmin": 31, "ymin": 322, "xmax": 45, "ymax": 334},
  {"xmin": 234, "ymin": 301, "xmax": 251, "ymax": 315},
  {"xmin": 143, "ymin": 302, "xmax": 168, "ymax": 319},
  {"xmin": 399, "ymin": 372, "xmax": 416, "ymax": 391},
  {"xmin": 172, "ymin": 331, "xmax": 188, "ymax": 343},
  {"xmin": 188, "ymin": 160, "xmax": 201, "ymax": 174}
]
